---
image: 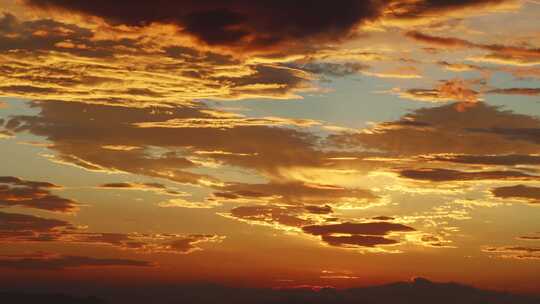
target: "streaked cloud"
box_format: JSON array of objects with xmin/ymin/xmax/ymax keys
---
[
  {"xmin": 0, "ymin": 176, "xmax": 78, "ymax": 212},
  {"xmin": 0, "ymin": 253, "xmax": 153, "ymax": 270},
  {"xmin": 0, "ymin": 210, "xmax": 224, "ymax": 254}
]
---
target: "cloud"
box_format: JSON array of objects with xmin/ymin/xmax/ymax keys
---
[
  {"xmin": 518, "ymin": 233, "xmax": 540, "ymax": 241},
  {"xmin": 0, "ymin": 176, "xmax": 79, "ymax": 212},
  {"xmin": 0, "ymin": 211, "xmax": 223, "ymax": 254},
  {"xmin": 487, "ymin": 88, "xmax": 540, "ymax": 96},
  {"xmin": 8, "ymin": 101, "xmax": 378, "ymax": 210},
  {"xmin": 8, "ymin": 101, "xmax": 321, "ymax": 181},
  {"xmin": 390, "ymin": 79, "xmax": 482, "ymax": 104},
  {"xmin": 0, "ymin": 210, "xmax": 74, "ymax": 238},
  {"xmin": 0, "ymin": 13, "xmax": 316, "ymax": 107},
  {"xmin": 320, "ymin": 234, "xmax": 399, "ymax": 247},
  {"xmin": 483, "ymin": 246, "xmax": 540, "ymax": 260},
  {"xmin": 215, "ymin": 181, "xmax": 377, "ymax": 207},
  {"xmin": 437, "ymin": 61, "xmax": 483, "ymax": 72},
  {"xmin": 303, "ymin": 222, "xmax": 415, "ymax": 236},
  {"xmin": 490, "ymin": 184, "xmax": 540, "ymax": 204},
  {"xmin": 302, "ymin": 221, "xmax": 415, "ymax": 249},
  {"xmin": 361, "ymin": 66, "xmax": 422, "ymax": 79},
  {"xmin": 21, "ymin": 1, "xmax": 383, "ymax": 50},
  {"xmin": 133, "ymin": 115, "xmax": 321, "ymax": 129},
  {"xmin": 157, "ymin": 234, "xmax": 224, "ymax": 254},
  {"xmin": 329, "ymin": 102, "xmax": 540, "ymax": 156},
  {"xmin": 98, "ymin": 182, "xmax": 188, "ymax": 197},
  {"xmin": 406, "ymin": 31, "xmax": 540, "ymax": 66},
  {"xmin": 226, "ymin": 205, "xmax": 316, "ymax": 229},
  {"xmin": 22, "ymin": 1, "xmax": 518, "ymax": 51},
  {"xmin": 223, "ymin": 205, "xmax": 421, "ymax": 250},
  {"xmin": 425, "ymin": 154, "xmax": 540, "ymax": 166},
  {"xmin": 287, "ymin": 61, "xmax": 369, "ymax": 78},
  {"xmin": 0, "ymin": 253, "xmax": 153, "ymax": 270},
  {"xmin": 467, "ymin": 127, "xmax": 540, "ymax": 145},
  {"xmin": 386, "ymin": 0, "xmax": 517, "ymax": 22},
  {"xmin": 399, "ymin": 168, "xmax": 537, "ymax": 182}
]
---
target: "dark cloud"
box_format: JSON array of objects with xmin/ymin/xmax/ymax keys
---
[
  {"xmin": 216, "ymin": 182, "xmax": 376, "ymax": 206},
  {"xmin": 483, "ymin": 246, "xmax": 540, "ymax": 260},
  {"xmin": 23, "ymin": 1, "xmax": 517, "ymax": 51},
  {"xmin": 487, "ymin": 88, "xmax": 540, "ymax": 96},
  {"xmin": 329, "ymin": 102, "xmax": 540, "ymax": 156},
  {"xmin": 302, "ymin": 222, "xmax": 415, "ymax": 248},
  {"xmin": 303, "ymin": 222, "xmax": 415, "ymax": 236},
  {"xmin": 427, "ymin": 154, "xmax": 540, "ymax": 166},
  {"xmin": 288, "ymin": 61, "xmax": 368, "ymax": 78},
  {"xmin": 389, "ymin": 0, "xmax": 512, "ymax": 20},
  {"xmin": 23, "ymin": 0, "xmax": 383, "ymax": 50},
  {"xmin": 399, "ymin": 168, "xmax": 537, "ymax": 182},
  {"xmin": 406, "ymin": 31, "xmax": 540, "ymax": 66},
  {"xmin": 0, "ymin": 176, "xmax": 78, "ymax": 212},
  {"xmin": 9, "ymin": 101, "xmax": 377, "ymax": 210},
  {"xmin": 437, "ymin": 61, "xmax": 484, "ymax": 72},
  {"xmin": 372, "ymin": 216, "xmax": 395, "ymax": 221},
  {"xmin": 467, "ymin": 127, "xmax": 540, "ymax": 145},
  {"xmin": 160, "ymin": 234, "xmax": 223, "ymax": 254},
  {"xmin": 8, "ymin": 101, "xmax": 324, "ymax": 184},
  {"xmin": 490, "ymin": 185, "xmax": 540, "ymax": 204},
  {"xmin": 0, "ymin": 13, "xmax": 135, "ymax": 58},
  {"xmin": 0, "ymin": 210, "xmax": 222, "ymax": 254},
  {"xmin": 98, "ymin": 182, "xmax": 187, "ymax": 196},
  {"xmin": 0, "ymin": 253, "xmax": 153, "ymax": 270},
  {"xmin": 0, "ymin": 210, "xmax": 73, "ymax": 235},
  {"xmin": 321, "ymin": 234, "xmax": 399, "ymax": 247},
  {"xmin": 518, "ymin": 234, "xmax": 540, "ymax": 241},
  {"xmin": 305, "ymin": 205, "xmax": 333, "ymax": 215},
  {"xmin": 228, "ymin": 205, "xmax": 314, "ymax": 228},
  {"xmin": 406, "ymin": 31, "xmax": 476, "ymax": 48}
]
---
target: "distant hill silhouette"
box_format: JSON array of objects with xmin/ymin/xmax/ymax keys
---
[
  {"xmin": 2, "ymin": 278, "xmax": 539, "ymax": 304},
  {"xmin": 0, "ymin": 292, "xmax": 105, "ymax": 304}
]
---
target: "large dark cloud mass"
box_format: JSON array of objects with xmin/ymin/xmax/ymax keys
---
[
  {"xmin": 23, "ymin": 0, "xmax": 514, "ymax": 49},
  {"xmin": 23, "ymin": 0, "xmax": 382, "ymax": 49}
]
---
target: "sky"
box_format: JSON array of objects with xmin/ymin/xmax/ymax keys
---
[{"xmin": 0, "ymin": 0, "xmax": 539, "ymax": 297}]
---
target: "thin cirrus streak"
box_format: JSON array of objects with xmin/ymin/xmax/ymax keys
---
[{"xmin": 0, "ymin": 0, "xmax": 539, "ymax": 303}]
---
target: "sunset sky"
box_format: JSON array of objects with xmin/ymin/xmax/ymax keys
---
[{"xmin": 0, "ymin": 0, "xmax": 540, "ymax": 297}]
